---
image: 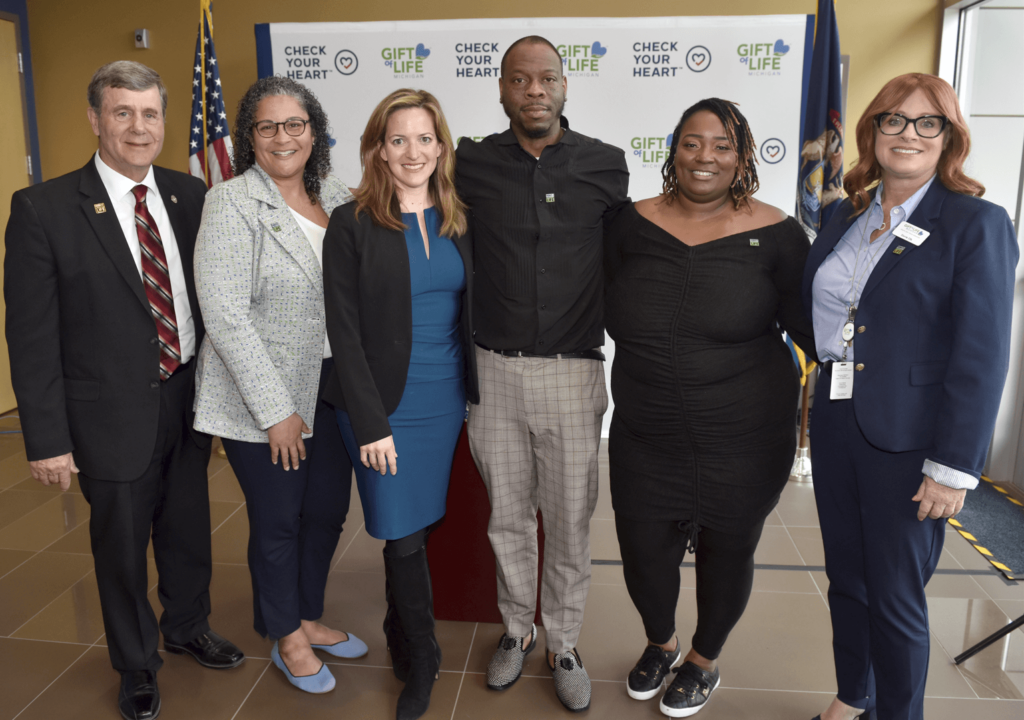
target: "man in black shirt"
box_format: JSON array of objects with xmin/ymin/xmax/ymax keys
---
[{"xmin": 456, "ymin": 35, "xmax": 628, "ymax": 712}]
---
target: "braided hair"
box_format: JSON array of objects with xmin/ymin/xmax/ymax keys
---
[
  {"xmin": 232, "ymin": 76, "xmax": 333, "ymax": 203},
  {"xmin": 661, "ymin": 98, "xmax": 759, "ymax": 208}
]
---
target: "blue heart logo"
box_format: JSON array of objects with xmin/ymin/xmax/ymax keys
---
[
  {"xmin": 773, "ymin": 39, "xmax": 790, "ymax": 56},
  {"xmin": 666, "ymin": 133, "xmax": 674, "ymax": 149},
  {"xmin": 415, "ymin": 43, "xmax": 431, "ymax": 59},
  {"xmin": 327, "ymin": 136, "xmax": 337, "ymax": 148},
  {"xmin": 591, "ymin": 41, "xmax": 607, "ymax": 58}
]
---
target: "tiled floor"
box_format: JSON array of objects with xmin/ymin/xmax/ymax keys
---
[{"xmin": 1, "ymin": 422, "xmax": 1022, "ymax": 719}]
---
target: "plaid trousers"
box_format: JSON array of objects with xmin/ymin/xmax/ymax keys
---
[{"xmin": 467, "ymin": 346, "xmax": 607, "ymax": 653}]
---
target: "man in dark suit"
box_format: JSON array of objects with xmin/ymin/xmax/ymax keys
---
[{"xmin": 4, "ymin": 61, "xmax": 242, "ymax": 720}]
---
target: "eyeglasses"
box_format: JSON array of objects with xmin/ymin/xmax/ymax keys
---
[
  {"xmin": 875, "ymin": 113, "xmax": 948, "ymax": 139},
  {"xmin": 253, "ymin": 117, "xmax": 310, "ymax": 138}
]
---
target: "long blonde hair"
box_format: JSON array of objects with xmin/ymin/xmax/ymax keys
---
[{"xmin": 353, "ymin": 88, "xmax": 467, "ymax": 237}]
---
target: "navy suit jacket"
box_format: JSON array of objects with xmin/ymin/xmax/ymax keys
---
[{"xmin": 802, "ymin": 180, "xmax": 1018, "ymax": 479}]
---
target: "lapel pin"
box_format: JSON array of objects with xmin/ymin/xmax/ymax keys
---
[
  {"xmin": 271, "ymin": 223, "xmax": 282, "ymax": 232},
  {"xmin": 94, "ymin": 203, "xmax": 107, "ymax": 214},
  {"xmin": 893, "ymin": 245, "xmax": 906, "ymax": 255},
  {"xmin": 170, "ymin": 195, "xmax": 178, "ymax": 204},
  {"xmin": 545, "ymin": 193, "xmax": 555, "ymax": 203},
  {"xmin": 749, "ymin": 239, "xmax": 760, "ymax": 247}
]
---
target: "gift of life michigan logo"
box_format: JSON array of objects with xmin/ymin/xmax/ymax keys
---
[
  {"xmin": 556, "ymin": 42, "xmax": 606, "ymax": 77},
  {"xmin": 383, "ymin": 43, "xmax": 430, "ymax": 78},
  {"xmin": 633, "ymin": 41, "xmax": 683, "ymax": 77},
  {"xmin": 455, "ymin": 42, "xmax": 500, "ymax": 77},
  {"xmin": 631, "ymin": 133, "xmax": 674, "ymax": 169},
  {"xmin": 738, "ymin": 39, "xmax": 790, "ymax": 76}
]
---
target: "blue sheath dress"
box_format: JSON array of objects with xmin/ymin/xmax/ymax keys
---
[{"xmin": 336, "ymin": 208, "xmax": 466, "ymax": 540}]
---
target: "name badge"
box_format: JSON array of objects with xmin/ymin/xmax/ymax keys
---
[
  {"xmin": 892, "ymin": 221, "xmax": 929, "ymax": 246},
  {"xmin": 829, "ymin": 362, "xmax": 854, "ymax": 400}
]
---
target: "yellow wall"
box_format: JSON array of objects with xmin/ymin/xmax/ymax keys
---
[{"xmin": 26, "ymin": 0, "xmax": 943, "ymax": 180}]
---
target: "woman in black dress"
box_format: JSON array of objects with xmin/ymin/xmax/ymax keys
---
[{"xmin": 605, "ymin": 98, "xmax": 814, "ymax": 718}]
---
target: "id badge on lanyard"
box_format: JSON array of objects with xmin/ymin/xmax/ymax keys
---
[{"xmin": 830, "ymin": 362, "xmax": 854, "ymax": 400}]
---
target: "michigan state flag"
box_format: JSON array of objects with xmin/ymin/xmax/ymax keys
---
[{"xmin": 797, "ymin": 0, "xmax": 843, "ymax": 240}]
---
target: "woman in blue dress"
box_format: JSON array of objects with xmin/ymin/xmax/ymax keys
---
[{"xmin": 321, "ymin": 88, "xmax": 477, "ymax": 720}]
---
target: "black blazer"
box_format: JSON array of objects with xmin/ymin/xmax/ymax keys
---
[
  {"xmin": 4, "ymin": 159, "xmax": 211, "ymax": 481},
  {"xmin": 322, "ymin": 201, "xmax": 478, "ymax": 446}
]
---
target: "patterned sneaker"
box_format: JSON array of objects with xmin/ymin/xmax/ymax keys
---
[
  {"xmin": 486, "ymin": 623, "xmax": 536, "ymax": 690},
  {"xmin": 550, "ymin": 648, "xmax": 592, "ymax": 713},
  {"xmin": 627, "ymin": 643, "xmax": 681, "ymax": 700},
  {"xmin": 659, "ymin": 661, "xmax": 721, "ymax": 717}
]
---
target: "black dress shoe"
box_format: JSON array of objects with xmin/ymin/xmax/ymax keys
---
[
  {"xmin": 119, "ymin": 670, "xmax": 160, "ymax": 720},
  {"xmin": 165, "ymin": 629, "xmax": 244, "ymax": 669}
]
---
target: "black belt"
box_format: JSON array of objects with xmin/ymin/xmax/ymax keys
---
[{"xmin": 477, "ymin": 344, "xmax": 605, "ymax": 362}]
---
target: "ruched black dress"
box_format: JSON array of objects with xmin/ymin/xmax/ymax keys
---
[{"xmin": 605, "ymin": 203, "xmax": 814, "ymax": 535}]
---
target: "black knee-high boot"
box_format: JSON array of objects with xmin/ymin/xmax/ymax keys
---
[
  {"xmin": 386, "ymin": 545, "xmax": 441, "ymax": 720},
  {"xmin": 383, "ymin": 559, "xmax": 410, "ymax": 682}
]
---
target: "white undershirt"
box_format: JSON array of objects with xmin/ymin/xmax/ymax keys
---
[
  {"xmin": 93, "ymin": 152, "xmax": 196, "ymax": 362},
  {"xmin": 287, "ymin": 207, "xmax": 331, "ymax": 359}
]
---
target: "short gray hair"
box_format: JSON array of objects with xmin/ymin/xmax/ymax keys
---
[{"xmin": 88, "ymin": 61, "xmax": 167, "ymax": 116}]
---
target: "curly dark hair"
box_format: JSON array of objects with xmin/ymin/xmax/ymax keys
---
[
  {"xmin": 661, "ymin": 98, "xmax": 760, "ymax": 208},
  {"xmin": 232, "ymin": 76, "xmax": 332, "ymax": 203}
]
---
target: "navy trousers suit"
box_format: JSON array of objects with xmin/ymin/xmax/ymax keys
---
[{"xmin": 802, "ymin": 180, "xmax": 1017, "ymax": 719}]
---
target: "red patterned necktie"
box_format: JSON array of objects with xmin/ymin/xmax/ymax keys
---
[{"xmin": 132, "ymin": 185, "xmax": 181, "ymax": 380}]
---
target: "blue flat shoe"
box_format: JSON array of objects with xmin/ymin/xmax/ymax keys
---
[
  {"xmin": 311, "ymin": 633, "xmax": 368, "ymax": 659},
  {"xmin": 271, "ymin": 641, "xmax": 336, "ymax": 693}
]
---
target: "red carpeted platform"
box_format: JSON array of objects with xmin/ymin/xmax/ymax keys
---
[{"xmin": 427, "ymin": 423, "xmax": 544, "ymax": 624}]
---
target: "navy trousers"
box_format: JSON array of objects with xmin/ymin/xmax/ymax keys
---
[
  {"xmin": 811, "ymin": 370, "xmax": 946, "ymax": 720},
  {"xmin": 222, "ymin": 358, "xmax": 352, "ymax": 639}
]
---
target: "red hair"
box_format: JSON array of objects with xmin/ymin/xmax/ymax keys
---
[
  {"xmin": 845, "ymin": 73, "xmax": 984, "ymax": 215},
  {"xmin": 353, "ymin": 88, "xmax": 467, "ymax": 237}
]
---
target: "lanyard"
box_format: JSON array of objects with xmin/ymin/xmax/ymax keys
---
[{"xmin": 841, "ymin": 208, "xmax": 889, "ymax": 361}]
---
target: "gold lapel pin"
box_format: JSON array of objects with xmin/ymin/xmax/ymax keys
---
[
  {"xmin": 171, "ymin": 195, "xmax": 178, "ymax": 204},
  {"xmin": 893, "ymin": 245, "xmax": 906, "ymax": 255},
  {"xmin": 94, "ymin": 203, "xmax": 107, "ymax": 214}
]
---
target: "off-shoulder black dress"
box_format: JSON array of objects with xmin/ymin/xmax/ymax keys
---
[{"xmin": 605, "ymin": 203, "xmax": 814, "ymax": 535}]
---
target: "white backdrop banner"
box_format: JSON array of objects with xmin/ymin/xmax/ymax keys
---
[{"xmin": 254, "ymin": 16, "xmax": 814, "ymax": 434}]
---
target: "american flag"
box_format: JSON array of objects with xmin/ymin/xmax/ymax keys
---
[{"xmin": 188, "ymin": 0, "xmax": 233, "ymax": 187}]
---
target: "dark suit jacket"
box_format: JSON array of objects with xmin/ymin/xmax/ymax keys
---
[
  {"xmin": 802, "ymin": 180, "xmax": 1018, "ymax": 479},
  {"xmin": 4, "ymin": 159, "xmax": 211, "ymax": 481},
  {"xmin": 322, "ymin": 201, "xmax": 479, "ymax": 446}
]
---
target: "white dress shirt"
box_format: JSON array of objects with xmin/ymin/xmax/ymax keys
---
[
  {"xmin": 288, "ymin": 207, "xmax": 332, "ymax": 358},
  {"xmin": 94, "ymin": 152, "xmax": 196, "ymax": 363}
]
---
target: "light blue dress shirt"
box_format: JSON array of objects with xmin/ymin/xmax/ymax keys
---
[{"xmin": 811, "ymin": 176, "xmax": 976, "ymax": 491}]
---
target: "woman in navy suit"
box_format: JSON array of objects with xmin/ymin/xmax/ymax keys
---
[{"xmin": 804, "ymin": 73, "xmax": 1017, "ymax": 720}]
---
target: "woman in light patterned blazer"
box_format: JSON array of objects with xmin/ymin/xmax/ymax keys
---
[{"xmin": 193, "ymin": 76, "xmax": 365, "ymax": 694}]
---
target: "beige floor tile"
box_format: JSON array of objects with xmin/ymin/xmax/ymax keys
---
[
  {"xmin": 0, "ymin": 451, "xmax": 33, "ymax": 491},
  {"xmin": 207, "ymin": 463, "xmax": 246, "ymax": 503},
  {"xmin": 12, "ymin": 570, "xmax": 105, "ymax": 645},
  {"xmin": 774, "ymin": 481, "xmax": 820, "ymax": 527},
  {"xmin": 714, "ymin": 590, "xmax": 837, "ymax": 692},
  {"xmin": 923, "ymin": 628, "xmax": 982, "ymax": 699},
  {"xmin": 970, "ymin": 572, "xmax": 1024, "ymax": 601},
  {"xmin": 752, "ymin": 526, "xmax": 805, "ymax": 566},
  {"xmin": 937, "ymin": 546, "xmax": 965, "ymax": 570},
  {"xmin": 0, "ymin": 548, "xmax": 34, "ymax": 578},
  {"xmin": 764, "ymin": 508, "xmax": 784, "ymax": 527},
  {"xmin": 210, "ymin": 505, "xmax": 251, "ymax": 565},
  {"xmin": 10, "ymin": 472, "xmax": 82, "ymax": 494},
  {"xmin": 0, "ymin": 488, "xmax": 58, "ymax": 531},
  {"xmin": 991, "ymin": 599, "xmax": 1024, "ymax": 629},
  {"xmin": 751, "ymin": 568, "xmax": 821, "ymax": 594},
  {"xmin": 0, "ymin": 492, "xmax": 90, "ymax": 551},
  {"xmin": 0, "ymin": 551, "xmax": 94, "ymax": 636},
  {"xmin": 450, "ymin": 672, "xmax": 597, "ymax": 719},
  {"xmin": 44, "ymin": 515, "xmax": 94, "ymax": 556},
  {"xmin": 0, "ymin": 637, "xmax": 89, "ymax": 720},
  {"xmin": 786, "ymin": 526, "xmax": 826, "ymax": 567},
  {"xmin": 209, "ymin": 500, "xmax": 243, "ymax": 532},
  {"xmin": 923, "ymin": 697, "xmax": 1024, "ymax": 719},
  {"xmin": 331, "ymin": 527, "xmax": 385, "ymax": 574},
  {"xmin": 236, "ymin": 663, "xmax": 461, "ymax": 720},
  {"xmin": 0, "ymin": 432, "xmax": 27, "ymax": 462},
  {"xmin": 207, "ymin": 447, "xmax": 231, "ymax": 478},
  {"xmin": 590, "ymin": 518, "xmax": 620, "ymax": 562},
  {"xmin": 591, "ymin": 563, "xmax": 626, "ymax": 587},
  {"xmin": 925, "ymin": 573, "xmax": 991, "ymax": 599},
  {"xmin": 576, "ymin": 582, "xmax": 656, "ymax": 681},
  {"xmin": 944, "ymin": 531, "xmax": 999, "ymax": 571},
  {"xmin": 15, "ymin": 644, "xmax": 267, "ymax": 720},
  {"xmin": 929, "ymin": 597, "xmax": 1024, "ymax": 699}
]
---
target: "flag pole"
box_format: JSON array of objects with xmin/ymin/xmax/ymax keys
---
[
  {"xmin": 790, "ymin": 368, "xmax": 814, "ymax": 483},
  {"xmin": 200, "ymin": 0, "xmax": 210, "ymax": 185}
]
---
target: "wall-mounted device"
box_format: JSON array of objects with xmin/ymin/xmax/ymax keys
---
[{"xmin": 135, "ymin": 29, "xmax": 150, "ymax": 49}]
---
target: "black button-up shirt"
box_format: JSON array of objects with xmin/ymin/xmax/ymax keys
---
[{"xmin": 456, "ymin": 118, "xmax": 629, "ymax": 354}]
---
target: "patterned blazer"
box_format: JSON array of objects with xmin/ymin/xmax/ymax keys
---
[{"xmin": 193, "ymin": 164, "xmax": 353, "ymax": 442}]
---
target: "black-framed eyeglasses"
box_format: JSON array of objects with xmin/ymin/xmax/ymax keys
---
[
  {"xmin": 875, "ymin": 113, "xmax": 948, "ymax": 139},
  {"xmin": 253, "ymin": 117, "xmax": 310, "ymax": 138}
]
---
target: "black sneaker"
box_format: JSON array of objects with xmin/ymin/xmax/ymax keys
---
[
  {"xmin": 627, "ymin": 643, "xmax": 681, "ymax": 700},
  {"xmin": 659, "ymin": 661, "xmax": 720, "ymax": 717}
]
